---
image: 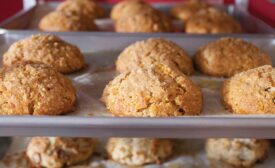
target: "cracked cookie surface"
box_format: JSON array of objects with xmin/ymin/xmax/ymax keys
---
[
  {"xmin": 106, "ymin": 138, "xmax": 173, "ymax": 166},
  {"xmin": 116, "ymin": 38, "xmax": 194, "ymax": 75},
  {"xmin": 3, "ymin": 34, "xmax": 85, "ymax": 74},
  {"xmin": 194, "ymin": 37, "xmax": 272, "ymax": 77},
  {"xmin": 27, "ymin": 137, "xmax": 96, "ymax": 168},
  {"xmin": 206, "ymin": 138, "xmax": 269, "ymax": 167},
  {"xmin": 102, "ymin": 65, "xmax": 202, "ymax": 117},
  {"xmin": 222, "ymin": 65, "xmax": 275, "ymax": 114},
  {"xmin": 0, "ymin": 62, "xmax": 76, "ymax": 115}
]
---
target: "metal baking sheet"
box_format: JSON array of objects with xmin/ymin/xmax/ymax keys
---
[
  {"xmin": 1, "ymin": 137, "xmax": 275, "ymax": 168},
  {"xmin": 0, "ymin": 31, "xmax": 274, "ymax": 138},
  {"xmin": 0, "ymin": 1, "xmax": 274, "ymax": 33}
]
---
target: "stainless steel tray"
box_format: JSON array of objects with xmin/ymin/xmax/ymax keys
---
[
  {"xmin": 0, "ymin": 31, "xmax": 274, "ymax": 138},
  {"xmin": 0, "ymin": 1, "xmax": 274, "ymax": 33}
]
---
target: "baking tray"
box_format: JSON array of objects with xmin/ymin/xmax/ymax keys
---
[
  {"xmin": 1, "ymin": 137, "xmax": 275, "ymax": 168},
  {"xmin": 0, "ymin": 31, "xmax": 274, "ymax": 138},
  {"xmin": 0, "ymin": 1, "xmax": 274, "ymax": 33}
]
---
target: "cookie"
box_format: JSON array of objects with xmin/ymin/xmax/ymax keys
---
[
  {"xmin": 185, "ymin": 7, "xmax": 242, "ymax": 34},
  {"xmin": 194, "ymin": 37, "xmax": 272, "ymax": 77},
  {"xmin": 57, "ymin": 0, "xmax": 105, "ymax": 18},
  {"xmin": 206, "ymin": 138, "xmax": 269, "ymax": 167},
  {"xmin": 39, "ymin": 11, "xmax": 97, "ymax": 32},
  {"xmin": 111, "ymin": 0, "xmax": 154, "ymax": 21},
  {"xmin": 115, "ymin": 10, "xmax": 173, "ymax": 33},
  {"xmin": 27, "ymin": 137, "xmax": 96, "ymax": 168},
  {"xmin": 170, "ymin": 0, "xmax": 209, "ymax": 22},
  {"xmin": 116, "ymin": 38, "xmax": 194, "ymax": 75},
  {"xmin": 0, "ymin": 62, "xmax": 76, "ymax": 115},
  {"xmin": 222, "ymin": 65, "xmax": 275, "ymax": 114},
  {"xmin": 101, "ymin": 65, "xmax": 203, "ymax": 117},
  {"xmin": 3, "ymin": 34, "xmax": 85, "ymax": 74},
  {"xmin": 106, "ymin": 138, "xmax": 172, "ymax": 166}
]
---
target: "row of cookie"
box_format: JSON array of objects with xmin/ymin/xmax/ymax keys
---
[{"xmin": 24, "ymin": 137, "xmax": 270, "ymax": 168}]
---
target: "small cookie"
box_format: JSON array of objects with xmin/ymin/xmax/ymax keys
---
[
  {"xmin": 206, "ymin": 138, "xmax": 269, "ymax": 167},
  {"xmin": 116, "ymin": 38, "xmax": 194, "ymax": 75},
  {"xmin": 0, "ymin": 62, "xmax": 76, "ymax": 115},
  {"xmin": 222, "ymin": 65, "xmax": 275, "ymax": 114},
  {"xmin": 115, "ymin": 10, "xmax": 173, "ymax": 33},
  {"xmin": 39, "ymin": 11, "xmax": 97, "ymax": 32},
  {"xmin": 194, "ymin": 37, "xmax": 272, "ymax": 77},
  {"xmin": 170, "ymin": 0, "xmax": 209, "ymax": 22},
  {"xmin": 106, "ymin": 138, "xmax": 172, "ymax": 166},
  {"xmin": 185, "ymin": 7, "xmax": 242, "ymax": 34},
  {"xmin": 27, "ymin": 137, "xmax": 96, "ymax": 168},
  {"xmin": 3, "ymin": 34, "xmax": 85, "ymax": 74},
  {"xmin": 57, "ymin": 0, "xmax": 105, "ymax": 18},
  {"xmin": 101, "ymin": 65, "xmax": 202, "ymax": 117},
  {"xmin": 111, "ymin": 0, "xmax": 154, "ymax": 21}
]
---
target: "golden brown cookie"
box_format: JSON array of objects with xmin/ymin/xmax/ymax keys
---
[
  {"xmin": 27, "ymin": 137, "xmax": 96, "ymax": 168},
  {"xmin": 115, "ymin": 10, "xmax": 173, "ymax": 33},
  {"xmin": 0, "ymin": 62, "xmax": 76, "ymax": 115},
  {"xmin": 111, "ymin": 0, "xmax": 154, "ymax": 21},
  {"xmin": 101, "ymin": 65, "xmax": 203, "ymax": 117},
  {"xmin": 222, "ymin": 65, "xmax": 275, "ymax": 114},
  {"xmin": 194, "ymin": 37, "xmax": 272, "ymax": 77},
  {"xmin": 185, "ymin": 7, "xmax": 242, "ymax": 34},
  {"xmin": 57, "ymin": 0, "xmax": 105, "ymax": 18},
  {"xmin": 106, "ymin": 138, "xmax": 173, "ymax": 166},
  {"xmin": 39, "ymin": 11, "xmax": 97, "ymax": 32},
  {"xmin": 3, "ymin": 34, "xmax": 85, "ymax": 74},
  {"xmin": 170, "ymin": 0, "xmax": 209, "ymax": 22},
  {"xmin": 206, "ymin": 138, "xmax": 269, "ymax": 167},
  {"xmin": 116, "ymin": 38, "xmax": 194, "ymax": 75}
]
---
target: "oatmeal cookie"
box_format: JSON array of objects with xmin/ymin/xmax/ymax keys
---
[
  {"xmin": 222, "ymin": 65, "xmax": 275, "ymax": 114},
  {"xmin": 194, "ymin": 37, "xmax": 272, "ymax": 77},
  {"xmin": 3, "ymin": 34, "xmax": 85, "ymax": 74},
  {"xmin": 0, "ymin": 62, "xmax": 76, "ymax": 115},
  {"xmin": 116, "ymin": 38, "xmax": 194, "ymax": 75}
]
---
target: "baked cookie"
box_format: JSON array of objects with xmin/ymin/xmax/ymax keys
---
[
  {"xmin": 106, "ymin": 138, "xmax": 172, "ymax": 166},
  {"xmin": 57, "ymin": 0, "xmax": 105, "ymax": 18},
  {"xmin": 116, "ymin": 38, "xmax": 194, "ymax": 75},
  {"xmin": 39, "ymin": 11, "xmax": 97, "ymax": 32},
  {"xmin": 27, "ymin": 137, "xmax": 96, "ymax": 168},
  {"xmin": 170, "ymin": 0, "xmax": 209, "ymax": 22},
  {"xmin": 194, "ymin": 37, "xmax": 272, "ymax": 77},
  {"xmin": 0, "ymin": 62, "xmax": 76, "ymax": 115},
  {"xmin": 111, "ymin": 0, "xmax": 154, "ymax": 21},
  {"xmin": 101, "ymin": 65, "xmax": 203, "ymax": 117},
  {"xmin": 222, "ymin": 65, "xmax": 275, "ymax": 114},
  {"xmin": 115, "ymin": 10, "xmax": 173, "ymax": 33},
  {"xmin": 206, "ymin": 138, "xmax": 269, "ymax": 167},
  {"xmin": 185, "ymin": 7, "xmax": 242, "ymax": 34},
  {"xmin": 3, "ymin": 34, "xmax": 85, "ymax": 74}
]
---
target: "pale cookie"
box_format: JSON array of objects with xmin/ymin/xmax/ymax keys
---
[
  {"xmin": 101, "ymin": 65, "xmax": 203, "ymax": 117},
  {"xmin": 39, "ymin": 11, "xmax": 97, "ymax": 32},
  {"xmin": 194, "ymin": 37, "xmax": 272, "ymax": 77},
  {"xmin": 170, "ymin": 0, "xmax": 209, "ymax": 22},
  {"xmin": 222, "ymin": 65, "xmax": 275, "ymax": 114},
  {"xmin": 0, "ymin": 62, "xmax": 76, "ymax": 115},
  {"xmin": 3, "ymin": 34, "xmax": 85, "ymax": 74},
  {"xmin": 106, "ymin": 138, "xmax": 173, "ymax": 166},
  {"xmin": 115, "ymin": 10, "xmax": 173, "ymax": 33},
  {"xmin": 206, "ymin": 138, "xmax": 269, "ymax": 167},
  {"xmin": 185, "ymin": 7, "xmax": 242, "ymax": 34},
  {"xmin": 27, "ymin": 137, "xmax": 96, "ymax": 168},
  {"xmin": 57, "ymin": 0, "xmax": 105, "ymax": 18},
  {"xmin": 111, "ymin": 0, "xmax": 154, "ymax": 21},
  {"xmin": 116, "ymin": 38, "xmax": 194, "ymax": 75}
]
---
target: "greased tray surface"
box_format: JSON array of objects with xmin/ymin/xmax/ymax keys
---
[
  {"xmin": 0, "ymin": 31, "xmax": 274, "ymax": 138},
  {"xmin": 0, "ymin": 1, "xmax": 274, "ymax": 33}
]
